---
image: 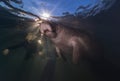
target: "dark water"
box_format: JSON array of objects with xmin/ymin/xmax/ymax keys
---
[{"xmin": 0, "ymin": 2, "xmax": 120, "ymax": 81}]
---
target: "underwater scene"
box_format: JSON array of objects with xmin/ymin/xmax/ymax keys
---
[{"xmin": 0, "ymin": 0, "xmax": 120, "ymax": 81}]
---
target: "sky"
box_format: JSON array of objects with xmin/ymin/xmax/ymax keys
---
[{"xmin": 0, "ymin": 0, "xmax": 117, "ymax": 18}]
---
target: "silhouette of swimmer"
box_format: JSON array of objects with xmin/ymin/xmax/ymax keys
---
[{"xmin": 2, "ymin": 33, "xmax": 43, "ymax": 60}]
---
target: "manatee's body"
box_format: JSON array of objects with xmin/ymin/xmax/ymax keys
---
[{"xmin": 40, "ymin": 22, "xmax": 99, "ymax": 64}]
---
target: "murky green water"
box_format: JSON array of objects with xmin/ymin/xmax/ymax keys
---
[{"xmin": 0, "ymin": 5, "xmax": 120, "ymax": 81}]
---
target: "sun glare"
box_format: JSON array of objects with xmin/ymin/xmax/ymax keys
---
[
  {"xmin": 38, "ymin": 39, "xmax": 42, "ymax": 44},
  {"xmin": 41, "ymin": 12, "xmax": 51, "ymax": 20}
]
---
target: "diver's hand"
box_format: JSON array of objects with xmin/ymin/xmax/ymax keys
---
[{"xmin": 3, "ymin": 49, "xmax": 9, "ymax": 56}]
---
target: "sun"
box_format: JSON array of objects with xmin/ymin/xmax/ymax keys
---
[{"xmin": 41, "ymin": 12, "xmax": 51, "ymax": 20}]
